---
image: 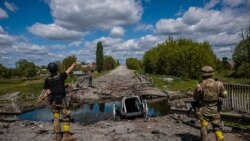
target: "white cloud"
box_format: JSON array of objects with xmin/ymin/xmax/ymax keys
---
[
  {"xmin": 28, "ymin": 23, "xmax": 84, "ymax": 40},
  {"xmin": 155, "ymin": 4, "xmax": 249, "ymax": 58},
  {"xmin": 134, "ymin": 24, "xmax": 154, "ymax": 31},
  {"xmin": 110, "ymin": 26, "xmax": 125, "ymax": 37},
  {"xmin": 49, "ymin": 0, "xmax": 142, "ymax": 31},
  {"xmin": 0, "ymin": 26, "xmax": 16, "ymax": 46},
  {"xmin": 4, "ymin": 1, "xmax": 18, "ymax": 12},
  {"xmin": 72, "ymin": 35, "xmax": 164, "ymax": 64},
  {"xmin": 205, "ymin": 0, "xmax": 220, "ymax": 9},
  {"xmin": 0, "ymin": 8, "xmax": 8, "ymax": 19},
  {"xmin": 222, "ymin": 0, "xmax": 248, "ymax": 7}
]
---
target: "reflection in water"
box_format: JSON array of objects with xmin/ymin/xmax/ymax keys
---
[
  {"xmin": 18, "ymin": 100, "xmax": 170, "ymax": 124},
  {"xmin": 148, "ymin": 100, "xmax": 170, "ymax": 117}
]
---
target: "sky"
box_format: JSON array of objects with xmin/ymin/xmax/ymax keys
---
[{"xmin": 0, "ymin": 0, "xmax": 249, "ymax": 67}]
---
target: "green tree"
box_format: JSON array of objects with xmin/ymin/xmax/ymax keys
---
[
  {"xmin": 233, "ymin": 22, "xmax": 250, "ymax": 81},
  {"xmin": 143, "ymin": 38, "xmax": 217, "ymax": 79},
  {"xmin": 103, "ymin": 55, "xmax": 117, "ymax": 70},
  {"xmin": 96, "ymin": 41, "xmax": 104, "ymax": 73},
  {"xmin": 62, "ymin": 55, "xmax": 77, "ymax": 71},
  {"xmin": 117, "ymin": 59, "xmax": 120, "ymax": 66},
  {"xmin": 15, "ymin": 59, "xmax": 37, "ymax": 80},
  {"xmin": 0, "ymin": 64, "xmax": 7, "ymax": 78},
  {"xmin": 126, "ymin": 58, "xmax": 142, "ymax": 70}
]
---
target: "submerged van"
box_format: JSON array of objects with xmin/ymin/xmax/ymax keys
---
[{"xmin": 113, "ymin": 96, "xmax": 148, "ymax": 120}]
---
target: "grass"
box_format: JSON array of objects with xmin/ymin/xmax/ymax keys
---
[
  {"xmin": 214, "ymin": 71, "xmax": 250, "ymax": 84},
  {"xmin": 148, "ymin": 75, "xmax": 198, "ymax": 92},
  {"xmin": 135, "ymin": 69, "xmax": 250, "ymax": 92},
  {"xmin": 0, "ymin": 70, "xmax": 110, "ymax": 108},
  {"xmin": 224, "ymin": 121, "xmax": 250, "ymax": 130},
  {"xmin": 0, "ymin": 79, "xmax": 44, "ymax": 108},
  {"xmin": 0, "ymin": 79, "xmax": 43, "ymax": 96}
]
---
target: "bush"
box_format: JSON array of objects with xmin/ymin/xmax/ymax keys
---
[
  {"xmin": 103, "ymin": 56, "xmax": 117, "ymax": 70},
  {"xmin": 143, "ymin": 38, "xmax": 217, "ymax": 79},
  {"xmin": 126, "ymin": 58, "xmax": 142, "ymax": 70}
]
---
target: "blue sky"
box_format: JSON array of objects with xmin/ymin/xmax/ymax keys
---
[{"xmin": 0, "ymin": 0, "xmax": 249, "ymax": 67}]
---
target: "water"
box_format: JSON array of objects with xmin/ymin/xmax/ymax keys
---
[{"xmin": 18, "ymin": 100, "xmax": 170, "ymax": 124}]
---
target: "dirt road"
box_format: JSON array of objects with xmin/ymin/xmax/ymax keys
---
[{"xmin": 0, "ymin": 66, "xmax": 249, "ymax": 141}]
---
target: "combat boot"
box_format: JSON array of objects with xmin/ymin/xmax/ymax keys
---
[
  {"xmin": 63, "ymin": 132, "xmax": 77, "ymax": 141},
  {"xmin": 54, "ymin": 133, "xmax": 62, "ymax": 141}
]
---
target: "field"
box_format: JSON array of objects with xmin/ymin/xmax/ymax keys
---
[{"xmin": 146, "ymin": 71, "xmax": 250, "ymax": 93}]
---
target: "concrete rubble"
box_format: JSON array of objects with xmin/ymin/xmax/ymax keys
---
[{"xmin": 0, "ymin": 66, "xmax": 249, "ymax": 141}]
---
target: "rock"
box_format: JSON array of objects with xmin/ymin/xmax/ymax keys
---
[
  {"xmin": 38, "ymin": 124, "xmax": 43, "ymax": 128},
  {"xmin": 151, "ymin": 130, "xmax": 160, "ymax": 134}
]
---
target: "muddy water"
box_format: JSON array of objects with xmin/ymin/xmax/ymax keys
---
[{"xmin": 17, "ymin": 100, "xmax": 170, "ymax": 124}]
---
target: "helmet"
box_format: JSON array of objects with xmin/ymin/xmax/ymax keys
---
[
  {"xmin": 201, "ymin": 66, "xmax": 214, "ymax": 77},
  {"xmin": 47, "ymin": 62, "xmax": 58, "ymax": 73}
]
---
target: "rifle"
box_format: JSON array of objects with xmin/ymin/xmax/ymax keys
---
[
  {"xmin": 188, "ymin": 100, "xmax": 223, "ymax": 114},
  {"xmin": 217, "ymin": 99, "xmax": 223, "ymax": 112}
]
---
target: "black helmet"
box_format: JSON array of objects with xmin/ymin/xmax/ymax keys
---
[{"xmin": 47, "ymin": 62, "xmax": 58, "ymax": 73}]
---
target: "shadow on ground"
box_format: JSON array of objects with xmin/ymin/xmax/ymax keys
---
[{"xmin": 175, "ymin": 133, "xmax": 200, "ymax": 141}]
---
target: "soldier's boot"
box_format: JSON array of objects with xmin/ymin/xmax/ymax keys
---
[
  {"xmin": 63, "ymin": 132, "xmax": 77, "ymax": 141},
  {"xmin": 55, "ymin": 133, "xmax": 62, "ymax": 141},
  {"xmin": 62, "ymin": 121, "xmax": 76, "ymax": 141},
  {"xmin": 53, "ymin": 112, "xmax": 61, "ymax": 132},
  {"xmin": 200, "ymin": 120, "xmax": 209, "ymax": 141},
  {"xmin": 215, "ymin": 130, "xmax": 224, "ymax": 141}
]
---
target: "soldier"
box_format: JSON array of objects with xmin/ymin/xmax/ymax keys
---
[
  {"xmin": 194, "ymin": 66, "xmax": 227, "ymax": 141},
  {"xmin": 43, "ymin": 62, "xmax": 76, "ymax": 141}
]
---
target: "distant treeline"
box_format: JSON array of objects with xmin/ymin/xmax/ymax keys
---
[
  {"xmin": 0, "ymin": 54, "xmax": 118, "ymax": 79},
  {"xmin": 126, "ymin": 35, "xmax": 250, "ymax": 80}
]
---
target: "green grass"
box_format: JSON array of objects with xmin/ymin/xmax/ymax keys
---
[
  {"xmin": 0, "ymin": 79, "xmax": 44, "ymax": 108},
  {"xmin": 214, "ymin": 71, "xmax": 250, "ymax": 84},
  {"xmin": 224, "ymin": 121, "xmax": 250, "ymax": 130},
  {"xmin": 135, "ymin": 69, "xmax": 250, "ymax": 92},
  {"xmin": 0, "ymin": 79, "xmax": 43, "ymax": 95},
  {"xmin": 167, "ymin": 79, "xmax": 197, "ymax": 92},
  {"xmin": 148, "ymin": 74, "xmax": 198, "ymax": 92}
]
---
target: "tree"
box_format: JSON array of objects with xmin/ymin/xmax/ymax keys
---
[
  {"xmin": 143, "ymin": 38, "xmax": 217, "ymax": 79},
  {"xmin": 0, "ymin": 64, "xmax": 7, "ymax": 78},
  {"xmin": 15, "ymin": 59, "xmax": 37, "ymax": 80},
  {"xmin": 62, "ymin": 55, "xmax": 77, "ymax": 71},
  {"xmin": 126, "ymin": 58, "xmax": 142, "ymax": 70},
  {"xmin": 103, "ymin": 55, "xmax": 117, "ymax": 70},
  {"xmin": 233, "ymin": 22, "xmax": 250, "ymax": 81},
  {"xmin": 96, "ymin": 41, "xmax": 104, "ymax": 73},
  {"xmin": 117, "ymin": 59, "xmax": 120, "ymax": 66}
]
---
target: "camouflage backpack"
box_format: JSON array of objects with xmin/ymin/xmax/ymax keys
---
[{"xmin": 200, "ymin": 79, "xmax": 220, "ymax": 102}]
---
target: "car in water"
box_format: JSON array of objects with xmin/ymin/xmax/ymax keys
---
[{"xmin": 113, "ymin": 96, "xmax": 148, "ymax": 120}]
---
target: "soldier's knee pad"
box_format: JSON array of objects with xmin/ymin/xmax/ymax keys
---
[
  {"xmin": 215, "ymin": 130, "xmax": 224, "ymax": 141},
  {"xmin": 62, "ymin": 122, "xmax": 70, "ymax": 132},
  {"xmin": 53, "ymin": 113, "xmax": 60, "ymax": 119},
  {"xmin": 200, "ymin": 120, "xmax": 208, "ymax": 127}
]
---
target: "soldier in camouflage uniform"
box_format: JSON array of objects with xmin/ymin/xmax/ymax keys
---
[
  {"xmin": 194, "ymin": 66, "xmax": 227, "ymax": 141},
  {"xmin": 43, "ymin": 62, "xmax": 76, "ymax": 141}
]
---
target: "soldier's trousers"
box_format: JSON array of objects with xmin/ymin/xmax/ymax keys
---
[
  {"xmin": 196, "ymin": 107, "xmax": 224, "ymax": 141},
  {"xmin": 51, "ymin": 102, "xmax": 71, "ymax": 134}
]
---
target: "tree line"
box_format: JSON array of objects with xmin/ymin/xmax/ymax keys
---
[
  {"xmin": 126, "ymin": 23, "xmax": 250, "ymax": 81},
  {"xmin": 0, "ymin": 41, "xmax": 119, "ymax": 79}
]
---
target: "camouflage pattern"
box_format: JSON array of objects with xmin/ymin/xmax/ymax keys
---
[
  {"xmin": 51, "ymin": 101, "xmax": 71, "ymax": 141},
  {"xmin": 194, "ymin": 78, "xmax": 227, "ymax": 141},
  {"xmin": 201, "ymin": 66, "xmax": 214, "ymax": 77}
]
